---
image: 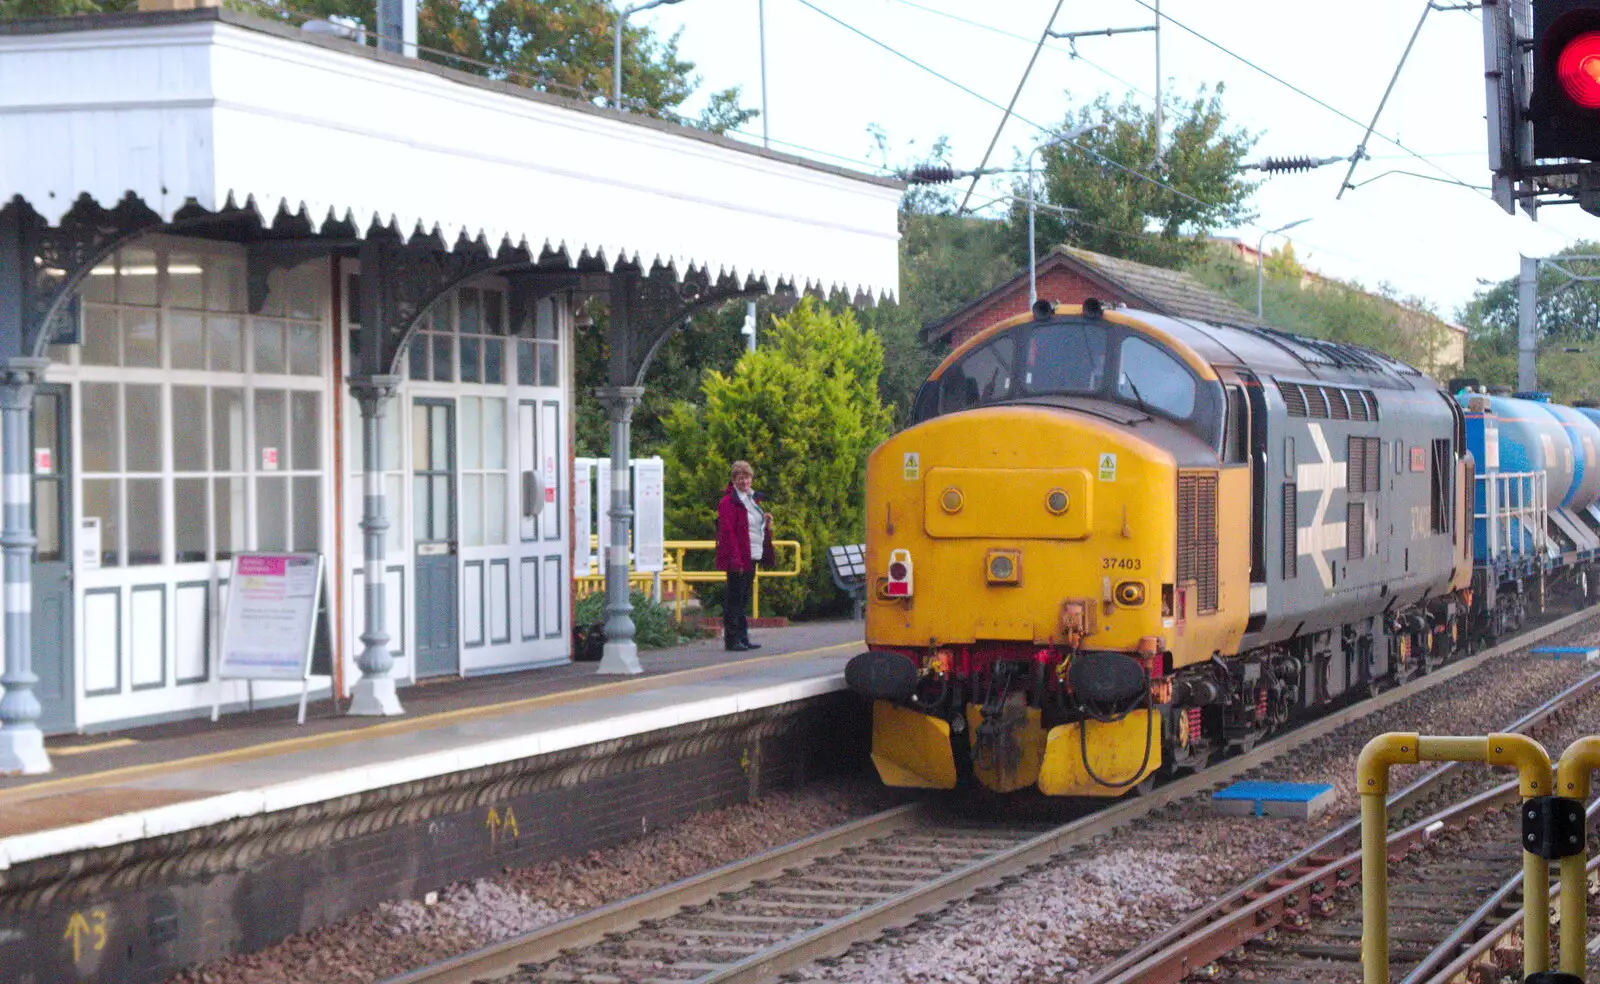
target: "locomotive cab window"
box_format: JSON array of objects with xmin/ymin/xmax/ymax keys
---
[
  {"xmin": 1117, "ymin": 335, "xmax": 1196, "ymax": 419},
  {"xmin": 938, "ymin": 336, "xmax": 1013, "ymax": 415},
  {"xmin": 1023, "ymin": 323, "xmax": 1109, "ymax": 393}
]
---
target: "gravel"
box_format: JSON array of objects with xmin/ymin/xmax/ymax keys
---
[
  {"xmin": 163, "ymin": 775, "xmax": 897, "ymax": 984},
  {"xmin": 792, "ymin": 625, "xmax": 1600, "ymax": 984}
]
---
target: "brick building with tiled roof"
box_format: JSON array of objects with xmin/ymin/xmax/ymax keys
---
[{"xmin": 923, "ymin": 245, "xmax": 1263, "ymax": 348}]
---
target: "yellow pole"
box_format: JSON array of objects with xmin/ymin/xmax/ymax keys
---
[
  {"xmin": 1526, "ymin": 851, "xmax": 1551, "ymax": 976},
  {"xmin": 1361, "ymin": 792, "xmax": 1389, "ymax": 984},
  {"xmin": 1559, "ymin": 853, "xmax": 1586, "ymax": 975},
  {"xmin": 753, "ymin": 571, "xmax": 761, "ymax": 620}
]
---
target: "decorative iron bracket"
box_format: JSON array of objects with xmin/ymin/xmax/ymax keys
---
[
  {"xmin": 611, "ymin": 265, "xmax": 776, "ymax": 387},
  {"xmin": 248, "ymin": 240, "xmax": 357, "ymax": 314},
  {"xmin": 0, "ymin": 195, "xmax": 163, "ymax": 360}
]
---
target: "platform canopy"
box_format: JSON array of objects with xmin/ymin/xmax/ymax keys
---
[{"xmin": 0, "ymin": 8, "xmax": 901, "ymax": 300}]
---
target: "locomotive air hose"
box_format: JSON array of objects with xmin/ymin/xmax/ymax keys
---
[{"xmin": 1077, "ymin": 664, "xmax": 1155, "ymax": 789}]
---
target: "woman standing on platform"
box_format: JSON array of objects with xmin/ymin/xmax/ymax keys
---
[{"xmin": 716, "ymin": 460, "xmax": 774, "ymax": 652}]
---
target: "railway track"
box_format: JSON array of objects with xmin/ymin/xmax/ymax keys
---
[{"xmin": 385, "ymin": 605, "xmax": 1600, "ymax": 984}]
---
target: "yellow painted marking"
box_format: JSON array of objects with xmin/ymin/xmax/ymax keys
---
[
  {"xmin": 49, "ymin": 738, "xmax": 138, "ymax": 757},
  {"xmin": 62, "ymin": 909, "xmax": 106, "ymax": 963},
  {"xmin": 0, "ymin": 641, "xmax": 861, "ymax": 810}
]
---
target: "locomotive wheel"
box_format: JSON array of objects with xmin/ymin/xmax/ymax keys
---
[{"xmin": 1126, "ymin": 775, "xmax": 1158, "ymax": 797}]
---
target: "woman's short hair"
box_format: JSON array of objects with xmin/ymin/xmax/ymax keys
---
[{"xmin": 730, "ymin": 460, "xmax": 754, "ymax": 480}]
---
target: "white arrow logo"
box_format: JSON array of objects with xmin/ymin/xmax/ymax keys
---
[{"xmin": 1296, "ymin": 422, "xmax": 1347, "ymax": 589}]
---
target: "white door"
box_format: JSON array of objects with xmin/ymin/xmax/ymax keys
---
[{"xmin": 512, "ymin": 297, "xmax": 569, "ymax": 665}]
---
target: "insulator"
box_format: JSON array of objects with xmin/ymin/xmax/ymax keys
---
[
  {"xmin": 907, "ymin": 164, "xmax": 959, "ymax": 184},
  {"xmin": 1257, "ymin": 156, "xmax": 1317, "ymax": 174}
]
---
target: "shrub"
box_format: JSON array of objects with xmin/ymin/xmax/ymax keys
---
[
  {"xmin": 662, "ymin": 299, "xmax": 892, "ymax": 615},
  {"xmin": 574, "ymin": 590, "xmax": 688, "ymax": 649}
]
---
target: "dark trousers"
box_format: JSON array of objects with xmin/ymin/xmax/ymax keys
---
[{"xmin": 725, "ymin": 569, "xmax": 755, "ymax": 648}]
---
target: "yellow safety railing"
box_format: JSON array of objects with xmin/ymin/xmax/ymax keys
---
[
  {"xmin": 1358, "ymin": 732, "xmax": 1566, "ymax": 984},
  {"xmin": 574, "ymin": 539, "xmax": 803, "ymax": 621}
]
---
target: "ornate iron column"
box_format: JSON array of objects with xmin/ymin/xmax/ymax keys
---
[
  {"xmin": 347, "ymin": 374, "xmax": 405, "ymax": 715},
  {"xmin": 596, "ymin": 385, "xmax": 644, "ymax": 675},
  {"xmin": 0, "ymin": 357, "xmax": 50, "ymax": 774}
]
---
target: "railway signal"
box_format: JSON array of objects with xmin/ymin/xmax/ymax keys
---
[{"xmin": 1530, "ymin": 0, "xmax": 1600, "ymax": 161}]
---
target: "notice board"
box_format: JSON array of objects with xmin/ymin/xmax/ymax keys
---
[{"xmin": 218, "ymin": 553, "xmax": 331, "ymax": 682}]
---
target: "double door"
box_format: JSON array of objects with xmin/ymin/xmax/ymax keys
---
[{"xmin": 32, "ymin": 385, "xmax": 73, "ymax": 733}]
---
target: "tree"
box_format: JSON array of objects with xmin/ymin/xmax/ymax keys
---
[
  {"xmin": 2, "ymin": 0, "xmax": 757, "ymax": 132},
  {"xmin": 661, "ymin": 299, "xmax": 891, "ymax": 616},
  {"xmin": 1009, "ymin": 86, "xmax": 1258, "ymax": 269},
  {"xmin": 1458, "ymin": 243, "xmax": 1600, "ymax": 400}
]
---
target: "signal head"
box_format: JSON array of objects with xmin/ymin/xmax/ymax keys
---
[{"xmin": 1558, "ymin": 31, "xmax": 1600, "ymax": 107}]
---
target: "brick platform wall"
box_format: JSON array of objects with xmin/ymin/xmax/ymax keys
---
[{"xmin": 0, "ymin": 693, "xmax": 868, "ymax": 984}]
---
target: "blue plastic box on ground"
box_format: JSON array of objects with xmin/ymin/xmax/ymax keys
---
[
  {"xmin": 1530, "ymin": 647, "xmax": 1599, "ymax": 661},
  {"xmin": 1212, "ymin": 780, "xmax": 1337, "ymax": 821}
]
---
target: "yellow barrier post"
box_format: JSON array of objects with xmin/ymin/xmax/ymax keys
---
[
  {"xmin": 1358, "ymin": 732, "xmax": 1553, "ymax": 984},
  {"xmin": 575, "ymin": 540, "xmax": 803, "ymax": 632},
  {"xmin": 1553, "ymin": 735, "xmax": 1600, "ymax": 980}
]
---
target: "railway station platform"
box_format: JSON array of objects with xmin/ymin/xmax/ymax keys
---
[{"xmin": 0, "ymin": 621, "xmax": 867, "ymax": 984}]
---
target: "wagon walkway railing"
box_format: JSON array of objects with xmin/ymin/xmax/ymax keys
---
[{"xmin": 574, "ymin": 539, "xmax": 802, "ymax": 621}]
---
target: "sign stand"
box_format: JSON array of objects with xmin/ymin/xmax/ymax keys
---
[{"xmin": 212, "ymin": 553, "xmax": 335, "ymax": 726}]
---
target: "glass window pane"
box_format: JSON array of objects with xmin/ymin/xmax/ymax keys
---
[
  {"xmin": 409, "ymin": 334, "xmax": 428, "ymax": 381},
  {"xmin": 122, "ymin": 308, "xmax": 160, "ymax": 368},
  {"xmin": 430, "ymin": 407, "xmax": 450, "ymax": 471},
  {"xmin": 82, "ymin": 479, "xmax": 120, "ymax": 568},
  {"xmin": 127, "ymin": 478, "xmax": 162, "ymax": 565},
  {"xmin": 291, "ymin": 391, "xmax": 320, "ymax": 471},
  {"xmin": 81, "ymin": 260, "xmax": 115, "ymax": 303},
  {"xmin": 459, "ymin": 289, "xmax": 480, "ymax": 336},
  {"xmin": 413, "ymin": 476, "xmax": 429, "ymax": 541},
  {"xmin": 484, "ymin": 291, "xmax": 504, "ymax": 334},
  {"xmin": 484, "ymin": 337, "xmax": 503, "ymax": 385},
  {"xmin": 33, "ymin": 393, "xmax": 57, "ymax": 460},
  {"xmin": 289, "ymin": 322, "xmax": 320, "ymax": 376},
  {"xmin": 168, "ymin": 252, "xmax": 205, "ymax": 309},
  {"xmin": 82, "ymin": 305, "xmax": 118, "ymax": 366},
  {"xmin": 293, "ymin": 476, "xmax": 319, "ymax": 552},
  {"xmin": 34, "ymin": 479, "xmax": 60, "ymax": 562},
  {"xmin": 1118, "ymin": 336, "xmax": 1196, "ymax": 419},
  {"xmin": 382, "ymin": 397, "xmax": 401, "ymax": 472},
  {"xmin": 119, "ymin": 246, "xmax": 158, "ymax": 306},
  {"xmin": 209, "ymin": 314, "xmax": 243, "ymax": 372},
  {"xmin": 255, "ymin": 390, "xmax": 286, "ymax": 472},
  {"xmin": 459, "ymin": 337, "xmax": 481, "ymax": 384},
  {"xmin": 170, "ymin": 311, "xmax": 205, "ymax": 370},
  {"xmin": 172, "ymin": 386, "xmax": 207, "ymax": 472},
  {"xmin": 518, "ymin": 340, "xmax": 534, "ymax": 386},
  {"xmin": 207, "ymin": 255, "xmax": 246, "ymax": 313},
  {"xmin": 411, "ymin": 403, "xmax": 429, "ymax": 472},
  {"xmin": 485, "ymin": 473, "xmax": 506, "ymax": 544},
  {"xmin": 431, "ymin": 475, "xmax": 451, "ymax": 541},
  {"xmin": 125, "ymin": 384, "xmax": 162, "ymax": 473},
  {"xmin": 459, "ymin": 397, "xmax": 482, "ymax": 471},
  {"xmin": 212, "ymin": 388, "xmax": 247, "ymax": 472},
  {"xmin": 256, "ymin": 477, "xmax": 287, "ymax": 551},
  {"xmin": 254, "ymin": 319, "xmax": 286, "ymax": 374},
  {"xmin": 286, "ymin": 263, "xmax": 320, "ymax": 321},
  {"xmin": 81, "ymin": 383, "xmax": 120, "ymax": 472},
  {"xmin": 461, "ymin": 473, "xmax": 483, "ymax": 547},
  {"xmin": 484, "ymin": 398, "xmax": 505, "ymax": 470},
  {"xmin": 214, "ymin": 477, "xmax": 244, "ymax": 560},
  {"xmin": 432, "ymin": 334, "xmax": 452, "ymax": 382},
  {"xmin": 536, "ymin": 298, "xmax": 557, "ymax": 339},
  {"xmin": 538, "ymin": 342, "xmax": 558, "ymax": 387},
  {"xmin": 175, "ymin": 477, "xmax": 208, "ymax": 563},
  {"xmin": 385, "ymin": 474, "xmax": 403, "ymax": 554}
]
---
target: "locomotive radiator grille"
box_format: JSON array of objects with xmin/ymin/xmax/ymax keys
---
[
  {"xmin": 1177, "ymin": 472, "xmax": 1219, "ymax": 614},
  {"xmin": 1282, "ymin": 483, "xmax": 1298, "ymax": 579}
]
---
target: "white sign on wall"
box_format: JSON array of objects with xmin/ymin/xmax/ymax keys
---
[
  {"xmin": 214, "ymin": 553, "xmax": 331, "ymax": 724},
  {"xmin": 633, "ymin": 457, "xmax": 665, "ymax": 573},
  {"xmin": 574, "ymin": 458, "xmax": 593, "ymax": 574},
  {"xmin": 595, "ymin": 458, "xmax": 611, "ymax": 571}
]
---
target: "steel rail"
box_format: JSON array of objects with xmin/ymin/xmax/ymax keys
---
[
  {"xmin": 386, "ymin": 603, "xmax": 1600, "ymax": 984},
  {"xmin": 1086, "ymin": 640, "xmax": 1600, "ymax": 984}
]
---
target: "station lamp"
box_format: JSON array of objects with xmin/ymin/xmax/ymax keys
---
[{"xmin": 1531, "ymin": 0, "xmax": 1600, "ymax": 160}]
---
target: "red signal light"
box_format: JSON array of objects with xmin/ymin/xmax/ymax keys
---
[{"xmin": 1558, "ymin": 30, "xmax": 1600, "ymax": 108}]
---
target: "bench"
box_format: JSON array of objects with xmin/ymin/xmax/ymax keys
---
[{"xmin": 827, "ymin": 544, "xmax": 868, "ymax": 619}]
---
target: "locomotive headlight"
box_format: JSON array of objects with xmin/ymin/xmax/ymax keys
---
[
  {"xmin": 1114, "ymin": 580, "xmax": 1147, "ymax": 607},
  {"xmin": 986, "ymin": 549, "xmax": 1021, "ymax": 585},
  {"xmin": 1046, "ymin": 488, "xmax": 1070, "ymax": 514},
  {"xmin": 940, "ymin": 487, "xmax": 964, "ymax": 513}
]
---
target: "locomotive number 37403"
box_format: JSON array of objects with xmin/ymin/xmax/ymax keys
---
[{"xmin": 1101, "ymin": 557, "xmax": 1142, "ymax": 570}]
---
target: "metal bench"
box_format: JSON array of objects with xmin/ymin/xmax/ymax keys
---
[{"xmin": 827, "ymin": 544, "xmax": 868, "ymax": 619}]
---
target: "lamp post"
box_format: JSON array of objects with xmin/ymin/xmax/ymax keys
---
[
  {"xmin": 614, "ymin": 0, "xmax": 687, "ymax": 109},
  {"xmin": 1256, "ymin": 218, "xmax": 1311, "ymax": 320},
  {"xmin": 1027, "ymin": 127, "xmax": 1091, "ymax": 307}
]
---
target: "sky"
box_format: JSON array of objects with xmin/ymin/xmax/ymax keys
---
[{"xmin": 633, "ymin": 0, "xmax": 1600, "ymax": 319}]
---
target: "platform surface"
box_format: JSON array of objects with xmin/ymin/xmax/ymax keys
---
[{"xmin": 0, "ymin": 621, "xmax": 862, "ymax": 869}]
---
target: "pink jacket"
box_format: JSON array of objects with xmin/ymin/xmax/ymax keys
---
[{"xmin": 715, "ymin": 485, "xmax": 775, "ymax": 572}]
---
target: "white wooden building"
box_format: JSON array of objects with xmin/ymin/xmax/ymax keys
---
[{"xmin": 0, "ymin": 5, "xmax": 899, "ymax": 771}]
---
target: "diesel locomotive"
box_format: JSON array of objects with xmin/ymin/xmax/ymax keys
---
[{"xmin": 845, "ymin": 299, "xmax": 1598, "ymax": 797}]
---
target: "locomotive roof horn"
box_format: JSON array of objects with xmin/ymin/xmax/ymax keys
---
[
  {"xmin": 1082, "ymin": 297, "xmax": 1105, "ymax": 319},
  {"xmin": 1031, "ymin": 298, "xmax": 1056, "ymax": 321}
]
